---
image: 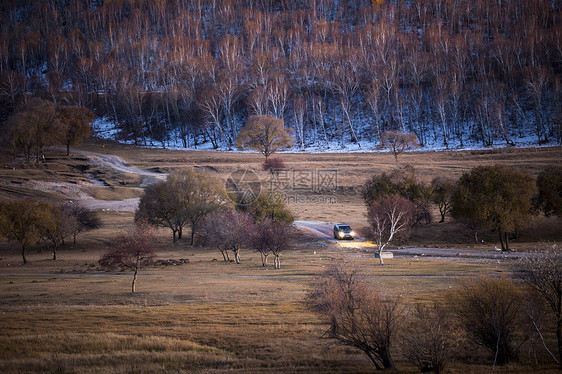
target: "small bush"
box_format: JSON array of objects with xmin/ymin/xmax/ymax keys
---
[{"xmin": 262, "ymin": 157, "xmax": 286, "ymax": 174}]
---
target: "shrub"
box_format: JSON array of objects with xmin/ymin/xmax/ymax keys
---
[
  {"xmin": 447, "ymin": 277, "xmax": 525, "ymax": 365},
  {"xmin": 262, "ymin": 157, "xmax": 286, "ymax": 175},
  {"xmin": 402, "ymin": 302, "xmax": 457, "ymax": 373},
  {"xmin": 363, "ymin": 165, "xmax": 432, "ymax": 225}
]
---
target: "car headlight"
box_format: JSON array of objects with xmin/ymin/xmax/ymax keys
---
[
  {"xmin": 339, "ymin": 232, "xmax": 344, "ymax": 237},
  {"xmin": 350, "ymin": 231, "xmax": 355, "ymax": 236}
]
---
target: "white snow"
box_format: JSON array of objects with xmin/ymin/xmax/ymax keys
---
[{"xmin": 92, "ymin": 117, "xmax": 558, "ymax": 155}]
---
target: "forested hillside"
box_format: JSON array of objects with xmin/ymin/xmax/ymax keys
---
[{"xmin": 0, "ymin": 0, "xmax": 560, "ymax": 150}]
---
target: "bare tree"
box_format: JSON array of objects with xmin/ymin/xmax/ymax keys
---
[
  {"xmin": 525, "ymin": 67, "xmax": 551, "ymax": 144},
  {"xmin": 366, "ymin": 79, "xmax": 384, "ymax": 141},
  {"xmin": 0, "ymin": 70, "xmax": 24, "ymax": 111},
  {"xmin": 434, "ymin": 74, "xmax": 451, "ymax": 147},
  {"xmin": 309, "ymin": 264, "xmax": 402, "ymax": 370},
  {"xmin": 447, "ymin": 276, "xmax": 525, "ymax": 366},
  {"xmin": 379, "ymin": 131, "xmax": 419, "ymax": 161},
  {"xmin": 60, "ymin": 202, "xmax": 101, "ymax": 245},
  {"xmin": 267, "ymin": 74, "xmax": 289, "ymax": 120},
  {"xmin": 247, "ymin": 85, "xmax": 269, "ymax": 116},
  {"xmin": 291, "ymin": 93, "xmax": 306, "ymax": 150},
  {"xmin": 201, "ymin": 211, "xmax": 232, "ymax": 262},
  {"xmin": 215, "ymin": 75, "xmax": 240, "ymax": 146},
  {"xmin": 516, "ymin": 246, "xmax": 562, "ymax": 368},
  {"xmin": 40, "ymin": 205, "xmax": 77, "ymax": 260},
  {"xmin": 367, "ymin": 195, "xmax": 416, "ymax": 265},
  {"xmin": 251, "ymin": 218, "xmax": 291, "ymax": 269},
  {"xmin": 201, "ymin": 210, "xmax": 253, "ymax": 264},
  {"xmin": 199, "ymin": 86, "xmax": 226, "ymax": 148},
  {"xmin": 99, "ymin": 222, "xmax": 157, "ymax": 294},
  {"xmin": 402, "ymin": 302, "xmax": 457, "ymax": 373}
]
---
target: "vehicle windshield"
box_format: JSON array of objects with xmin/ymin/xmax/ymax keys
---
[{"xmin": 338, "ymin": 225, "xmax": 351, "ymax": 231}]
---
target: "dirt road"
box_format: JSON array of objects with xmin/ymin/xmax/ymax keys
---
[
  {"xmin": 294, "ymin": 220, "xmax": 528, "ymax": 260},
  {"xmin": 294, "ymin": 220, "xmax": 335, "ymax": 239}
]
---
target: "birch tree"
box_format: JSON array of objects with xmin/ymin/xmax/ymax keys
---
[{"xmin": 367, "ymin": 195, "xmax": 415, "ymax": 265}]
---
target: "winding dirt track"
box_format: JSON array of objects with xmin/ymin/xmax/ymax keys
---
[
  {"xmin": 75, "ymin": 150, "xmax": 167, "ymax": 210},
  {"xmin": 78, "ymin": 150, "xmax": 167, "ymax": 178},
  {"xmin": 8, "ymin": 149, "xmax": 167, "ymax": 212}
]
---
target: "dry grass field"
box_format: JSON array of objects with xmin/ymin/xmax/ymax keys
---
[{"xmin": 0, "ymin": 143, "xmax": 561, "ymax": 373}]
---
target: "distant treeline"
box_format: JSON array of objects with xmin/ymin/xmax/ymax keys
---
[{"xmin": 0, "ymin": 0, "xmax": 560, "ymax": 148}]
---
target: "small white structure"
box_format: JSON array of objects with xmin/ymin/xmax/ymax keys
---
[{"xmin": 374, "ymin": 252, "xmax": 394, "ymax": 259}]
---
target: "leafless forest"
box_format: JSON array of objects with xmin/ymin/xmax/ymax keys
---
[{"xmin": 0, "ymin": 0, "xmax": 560, "ymax": 149}]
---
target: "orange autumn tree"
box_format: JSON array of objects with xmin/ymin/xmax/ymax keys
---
[{"xmin": 236, "ymin": 115, "xmax": 294, "ymax": 160}]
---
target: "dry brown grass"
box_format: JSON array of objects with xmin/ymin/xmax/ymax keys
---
[
  {"xmin": 0, "ymin": 144, "xmax": 561, "ymax": 372},
  {"xmin": 0, "ymin": 213, "xmax": 557, "ymax": 373},
  {"xmin": 87, "ymin": 185, "xmax": 144, "ymax": 200}
]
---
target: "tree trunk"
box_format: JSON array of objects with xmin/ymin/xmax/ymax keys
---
[
  {"xmin": 73, "ymin": 233, "xmax": 76, "ymax": 245},
  {"xmin": 504, "ymin": 232, "xmax": 510, "ymax": 251},
  {"xmin": 556, "ymin": 318, "xmax": 562, "ymax": 369},
  {"xmin": 234, "ymin": 249, "xmax": 240, "ymax": 264},
  {"xmin": 52, "ymin": 245, "xmax": 57, "ymax": 260},
  {"xmin": 365, "ymin": 350, "xmax": 383, "ymax": 370},
  {"xmin": 132, "ymin": 268, "xmax": 137, "ymax": 293},
  {"xmin": 132, "ymin": 256, "xmax": 140, "ymax": 294},
  {"xmin": 380, "ymin": 348, "xmax": 394, "ymax": 369},
  {"xmin": 220, "ymin": 248, "xmax": 228, "ymax": 262},
  {"xmin": 499, "ymin": 231, "xmax": 505, "ymax": 251},
  {"xmin": 66, "ymin": 143, "xmax": 70, "ymax": 156},
  {"xmin": 439, "ymin": 204, "xmax": 446, "ymax": 222},
  {"xmin": 172, "ymin": 229, "xmax": 177, "ymax": 243},
  {"xmin": 474, "ymin": 230, "xmax": 479, "ymax": 244},
  {"xmin": 274, "ymin": 254, "xmax": 280, "ymax": 269},
  {"xmin": 190, "ymin": 222, "xmax": 196, "ymax": 245},
  {"xmin": 260, "ymin": 252, "xmax": 268, "ymax": 266},
  {"xmin": 21, "ymin": 244, "xmax": 27, "ymax": 264}
]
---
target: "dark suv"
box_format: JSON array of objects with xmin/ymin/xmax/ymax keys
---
[{"xmin": 333, "ymin": 224, "xmax": 355, "ymax": 240}]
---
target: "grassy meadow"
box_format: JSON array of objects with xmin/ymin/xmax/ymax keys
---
[{"xmin": 0, "ymin": 143, "xmax": 561, "ymax": 373}]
